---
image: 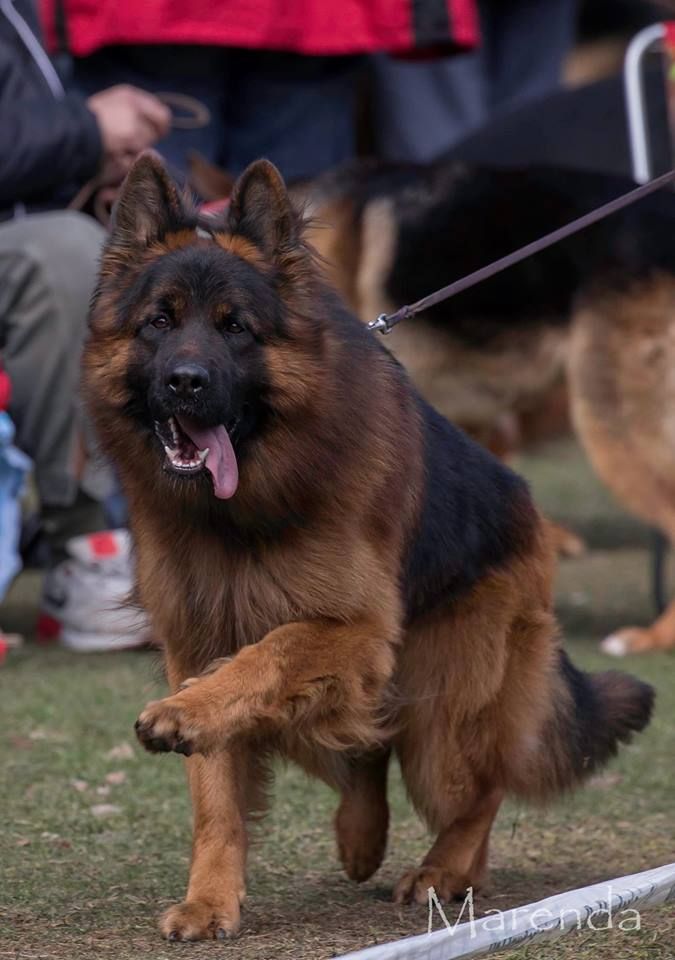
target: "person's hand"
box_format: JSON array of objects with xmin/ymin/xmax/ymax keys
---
[{"xmin": 87, "ymin": 84, "xmax": 171, "ymax": 184}]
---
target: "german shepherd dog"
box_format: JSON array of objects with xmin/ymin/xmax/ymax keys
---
[{"xmin": 83, "ymin": 153, "xmax": 654, "ymax": 942}]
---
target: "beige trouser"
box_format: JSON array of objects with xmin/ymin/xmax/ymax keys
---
[{"xmin": 0, "ymin": 210, "xmax": 111, "ymax": 508}]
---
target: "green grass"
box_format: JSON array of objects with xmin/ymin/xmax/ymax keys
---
[{"xmin": 1, "ymin": 438, "xmax": 674, "ymax": 959}]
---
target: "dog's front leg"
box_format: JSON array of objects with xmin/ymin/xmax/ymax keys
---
[
  {"xmin": 159, "ymin": 748, "xmax": 247, "ymax": 942},
  {"xmin": 136, "ymin": 615, "xmax": 399, "ymax": 755}
]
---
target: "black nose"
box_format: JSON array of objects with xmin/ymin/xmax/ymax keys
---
[{"xmin": 167, "ymin": 363, "xmax": 210, "ymax": 399}]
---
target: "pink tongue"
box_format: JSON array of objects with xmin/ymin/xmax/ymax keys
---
[{"xmin": 175, "ymin": 416, "xmax": 239, "ymax": 499}]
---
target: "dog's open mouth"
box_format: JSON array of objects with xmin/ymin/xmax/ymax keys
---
[{"xmin": 154, "ymin": 415, "xmax": 239, "ymax": 499}]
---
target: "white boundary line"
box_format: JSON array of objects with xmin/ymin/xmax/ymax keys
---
[{"xmin": 335, "ymin": 863, "xmax": 675, "ymax": 960}]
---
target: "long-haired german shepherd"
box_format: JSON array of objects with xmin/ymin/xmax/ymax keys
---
[{"xmin": 83, "ymin": 153, "xmax": 654, "ymax": 942}]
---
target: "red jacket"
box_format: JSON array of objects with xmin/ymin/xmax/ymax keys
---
[{"xmin": 41, "ymin": 0, "xmax": 478, "ymax": 58}]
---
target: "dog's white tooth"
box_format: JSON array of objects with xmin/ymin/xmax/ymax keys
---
[{"xmin": 198, "ymin": 448, "xmax": 209, "ymax": 463}]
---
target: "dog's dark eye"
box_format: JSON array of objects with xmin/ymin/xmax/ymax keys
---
[
  {"xmin": 224, "ymin": 319, "xmax": 245, "ymax": 335},
  {"xmin": 149, "ymin": 315, "xmax": 170, "ymax": 330}
]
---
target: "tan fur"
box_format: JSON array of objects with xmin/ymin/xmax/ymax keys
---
[
  {"xmin": 215, "ymin": 233, "xmax": 268, "ymax": 269},
  {"xmin": 304, "ymin": 196, "xmax": 361, "ymax": 306},
  {"xmin": 386, "ymin": 321, "xmax": 568, "ymax": 437},
  {"xmin": 564, "ymin": 37, "xmax": 628, "ymax": 88},
  {"xmin": 569, "ymin": 274, "xmax": 675, "ymax": 652},
  {"xmin": 151, "ymin": 228, "xmax": 200, "ymax": 254}
]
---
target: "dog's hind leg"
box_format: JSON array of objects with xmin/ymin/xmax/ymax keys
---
[
  {"xmin": 393, "ymin": 786, "xmax": 503, "ymax": 905},
  {"xmin": 392, "ymin": 643, "xmax": 506, "ymax": 905},
  {"xmin": 335, "ymin": 748, "xmax": 390, "ymax": 883},
  {"xmin": 390, "ymin": 575, "xmax": 539, "ymax": 906}
]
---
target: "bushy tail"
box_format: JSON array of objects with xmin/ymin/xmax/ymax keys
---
[{"xmin": 520, "ymin": 650, "xmax": 654, "ymax": 799}]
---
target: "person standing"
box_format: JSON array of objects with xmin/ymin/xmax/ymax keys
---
[
  {"xmin": 372, "ymin": 0, "xmax": 578, "ymax": 163},
  {"xmin": 0, "ymin": 0, "xmax": 169, "ymax": 647},
  {"xmin": 40, "ymin": 0, "xmax": 479, "ymax": 179}
]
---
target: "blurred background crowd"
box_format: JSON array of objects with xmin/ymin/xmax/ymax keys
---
[{"xmin": 1, "ymin": 0, "xmax": 673, "ymax": 654}]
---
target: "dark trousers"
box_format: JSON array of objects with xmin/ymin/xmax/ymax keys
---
[
  {"xmin": 372, "ymin": 0, "xmax": 578, "ymax": 163},
  {"xmin": 74, "ymin": 45, "xmax": 363, "ymax": 182}
]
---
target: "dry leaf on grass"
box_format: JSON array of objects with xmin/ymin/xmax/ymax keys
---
[
  {"xmin": 29, "ymin": 728, "xmax": 68, "ymax": 742},
  {"xmin": 90, "ymin": 804, "xmax": 122, "ymax": 818},
  {"xmin": 588, "ymin": 772, "xmax": 623, "ymax": 789},
  {"xmin": 9, "ymin": 735, "xmax": 33, "ymax": 750},
  {"xmin": 105, "ymin": 770, "xmax": 127, "ymax": 786},
  {"xmin": 105, "ymin": 743, "xmax": 134, "ymax": 760}
]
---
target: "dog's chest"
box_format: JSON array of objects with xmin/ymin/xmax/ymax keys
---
[{"xmin": 137, "ymin": 526, "xmax": 353, "ymax": 657}]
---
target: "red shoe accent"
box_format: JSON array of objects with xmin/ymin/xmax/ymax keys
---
[
  {"xmin": 0, "ymin": 366, "xmax": 11, "ymax": 411},
  {"xmin": 36, "ymin": 613, "xmax": 62, "ymax": 644},
  {"xmin": 88, "ymin": 531, "xmax": 120, "ymax": 558},
  {"xmin": 0, "ymin": 636, "xmax": 8, "ymax": 665}
]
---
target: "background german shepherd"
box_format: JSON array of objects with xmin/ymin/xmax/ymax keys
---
[
  {"xmin": 296, "ymin": 162, "xmax": 675, "ymax": 444},
  {"xmin": 569, "ymin": 279, "xmax": 675, "ymax": 655},
  {"xmin": 83, "ymin": 153, "xmax": 653, "ymax": 942}
]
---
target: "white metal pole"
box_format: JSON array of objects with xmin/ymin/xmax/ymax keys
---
[{"xmin": 624, "ymin": 23, "xmax": 666, "ymax": 183}]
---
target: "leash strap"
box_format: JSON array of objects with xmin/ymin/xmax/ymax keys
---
[
  {"xmin": 368, "ymin": 167, "xmax": 675, "ymax": 334},
  {"xmin": 157, "ymin": 92, "xmax": 211, "ymax": 130}
]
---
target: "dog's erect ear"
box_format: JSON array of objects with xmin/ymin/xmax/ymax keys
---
[
  {"xmin": 110, "ymin": 151, "xmax": 184, "ymax": 250},
  {"xmin": 227, "ymin": 160, "xmax": 297, "ymax": 259}
]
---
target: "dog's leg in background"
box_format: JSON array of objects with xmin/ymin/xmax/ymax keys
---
[
  {"xmin": 603, "ymin": 596, "xmax": 675, "ymax": 656},
  {"xmin": 160, "ymin": 748, "xmax": 249, "ymax": 941},
  {"xmin": 335, "ymin": 748, "xmax": 391, "ymax": 883}
]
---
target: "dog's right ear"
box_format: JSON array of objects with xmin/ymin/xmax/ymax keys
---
[
  {"xmin": 108, "ymin": 151, "xmax": 184, "ymax": 257},
  {"xmin": 227, "ymin": 159, "xmax": 297, "ymax": 261}
]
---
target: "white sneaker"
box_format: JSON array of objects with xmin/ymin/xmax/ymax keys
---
[{"xmin": 39, "ymin": 531, "xmax": 152, "ymax": 652}]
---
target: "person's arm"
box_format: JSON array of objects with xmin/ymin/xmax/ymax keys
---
[
  {"xmin": 0, "ymin": 84, "xmax": 171, "ymax": 208},
  {"xmin": 0, "ymin": 92, "xmax": 101, "ymax": 207}
]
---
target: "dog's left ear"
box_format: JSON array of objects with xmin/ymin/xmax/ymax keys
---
[
  {"xmin": 227, "ymin": 160, "xmax": 297, "ymax": 260},
  {"xmin": 110, "ymin": 150, "xmax": 185, "ymax": 252}
]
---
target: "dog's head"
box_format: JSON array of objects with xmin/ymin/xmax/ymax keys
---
[{"xmin": 85, "ymin": 152, "xmax": 325, "ymax": 504}]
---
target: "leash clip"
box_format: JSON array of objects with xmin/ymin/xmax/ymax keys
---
[{"xmin": 368, "ymin": 313, "xmax": 393, "ymax": 335}]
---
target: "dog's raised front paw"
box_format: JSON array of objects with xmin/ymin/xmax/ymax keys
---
[{"xmin": 135, "ymin": 693, "xmax": 212, "ymax": 756}]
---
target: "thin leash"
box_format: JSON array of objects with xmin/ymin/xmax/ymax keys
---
[
  {"xmin": 368, "ymin": 167, "xmax": 675, "ymax": 335},
  {"xmin": 155, "ymin": 91, "xmax": 211, "ymax": 130}
]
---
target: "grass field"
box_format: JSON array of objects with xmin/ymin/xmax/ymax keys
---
[{"xmin": 1, "ymin": 438, "xmax": 674, "ymax": 960}]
